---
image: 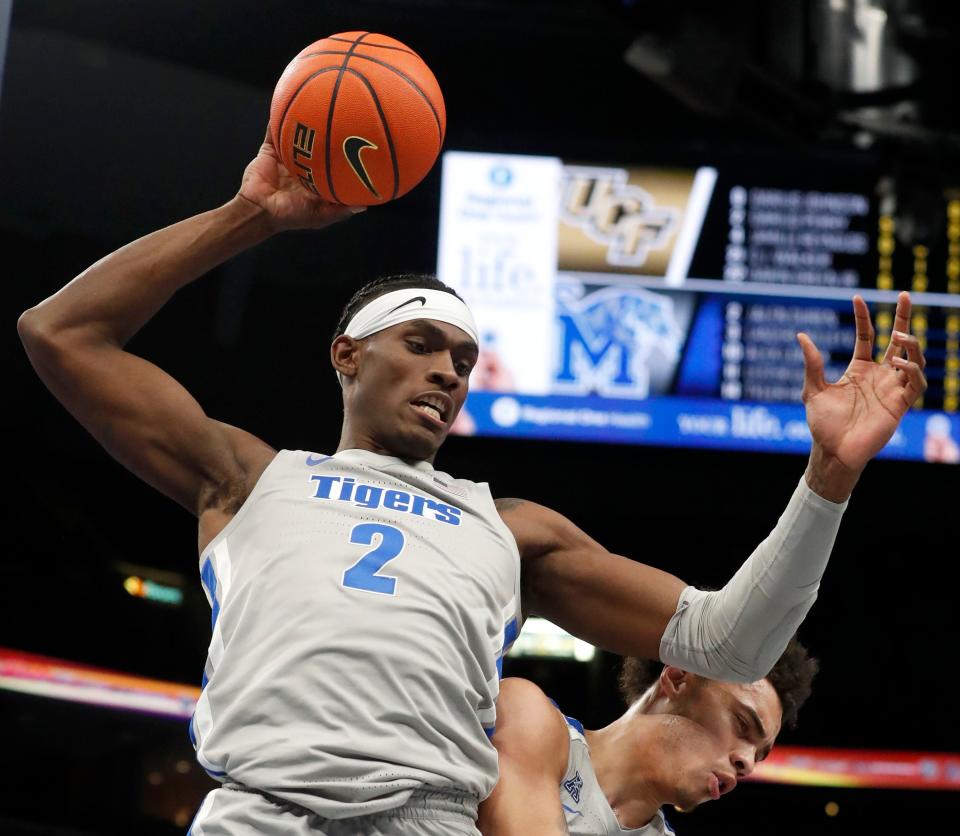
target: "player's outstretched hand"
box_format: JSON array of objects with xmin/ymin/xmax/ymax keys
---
[
  {"xmin": 797, "ymin": 291, "xmax": 927, "ymax": 485},
  {"xmin": 237, "ymin": 125, "xmax": 364, "ymax": 232}
]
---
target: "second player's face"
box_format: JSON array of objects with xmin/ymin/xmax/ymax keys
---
[
  {"xmin": 646, "ymin": 715, "xmax": 736, "ymax": 812},
  {"xmin": 657, "ymin": 677, "xmax": 782, "ymax": 811},
  {"xmin": 346, "ymin": 319, "xmax": 478, "ymax": 461}
]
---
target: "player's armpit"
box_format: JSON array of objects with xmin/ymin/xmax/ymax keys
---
[
  {"xmin": 478, "ymin": 678, "xmax": 570, "ymax": 836},
  {"xmin": 497, "ymin": 499, "xmax": 686, "ymax": 660}
]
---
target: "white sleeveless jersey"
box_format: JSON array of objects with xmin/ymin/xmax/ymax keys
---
[
  {"xmin": 190, "ymin": 449, "xmax": 522, "ymax": 819},
  {"xmin": 560, "ymin": 715, "xmax": 675, "ymax": 836}
]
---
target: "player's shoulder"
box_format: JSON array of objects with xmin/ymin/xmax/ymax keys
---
[
  {"xmin": 493, "ymin": 678, "xmax": 570, "ymax": 772},
  {"xmin": 493, "ymin": 498, "xmax": 599, "ymax": 560},
  {"xmin": 497, "ymin": 676, "xmax": 555, "ymax": 712}
]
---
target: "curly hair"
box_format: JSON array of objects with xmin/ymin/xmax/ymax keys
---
[
  {"xmin": 617, "ymin": 636, "xmax": 819, "ymax": 730},
  {"xmin": 332, "ymin": 273, "xmax": 462, "ymax": 339}
]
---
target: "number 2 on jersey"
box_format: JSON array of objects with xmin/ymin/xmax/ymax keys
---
[{"xmin": 342, "ymin": 523, "xmax": 405, "ymax": 596}]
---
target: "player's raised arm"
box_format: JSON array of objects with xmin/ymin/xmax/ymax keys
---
[
  {"xmin": 504, "ymin": 293, "xmax": 927, "ymax": 682},
  {"xmin": 504, "ymin": 488, "xmax": 840, "ymax": 682},
  {"xmin": 478, "ymin": 678, "xmax": 571, "ymax": 836},
  {"xmin": 17, "ymin": 129, "xmax": 359, "ymax": 519}
]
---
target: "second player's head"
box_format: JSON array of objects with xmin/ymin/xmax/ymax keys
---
[
  {"xmin": 617, "ymin": 637, "xmax": 817, "ymax": 812},
  {"xmin": 331, "ymin": 275, "xmax": 478, "ymax": 462}
]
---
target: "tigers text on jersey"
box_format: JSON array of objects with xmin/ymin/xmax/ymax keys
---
[
  {"xmin": 560, "ymin": 715, "xmax": 675, "ymax": 836},
  {"xmin": 190, "ymin": 449, "xmax": 522, "ymax": 819}
]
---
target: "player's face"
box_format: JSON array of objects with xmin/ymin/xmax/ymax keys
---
[
  {"xmin": 663, "ymin": 676, "xmax": 782, "ymax": 810},
  {"xmin": 342, "ymin": 319, "xmax": 478, "ymax": 461},
  {"xmin": 646, "ymin": 715, "xmax": 736, "ymax": 812}
]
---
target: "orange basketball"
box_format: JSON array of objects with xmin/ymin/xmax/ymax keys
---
[{"xmin": 269, "ymin": 32, "xmax": 446, "ymax": 206}]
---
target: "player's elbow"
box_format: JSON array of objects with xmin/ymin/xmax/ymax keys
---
[
  {"xmin": 18, "ymin": 307, "xmax": 91, "ymax": 384},
  {"xmin": 661, "ymin": 638, "xmax": 770, "ymax": 685},
  {"xmin": 736, "ymin": 648, "xmax": 783, "ymax": 683},
  {"xmin": 722, "ymin": 663, "xmax": 767, "ymax": 685},
  {"xmin": 17, "ymin": 303, "xmax": 74, "ymax": 347},
  {"xmin": 706, "ymin": 647, "xmax": 777, "ymax": 684},
  {"xmin": 18, "ymin": 306, "xmax": 42, "ymax": 342},
  {"xmin": 17, "ymin": 306, "xmax": 57, "ymax": 357},
  {"xmin": 18, "ymin": 304, "xmax": 99, "ymax": 359}
]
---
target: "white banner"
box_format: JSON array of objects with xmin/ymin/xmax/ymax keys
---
[{"xmin": 437, "ymin": 151, "xmax": 561, "ymax": 394}]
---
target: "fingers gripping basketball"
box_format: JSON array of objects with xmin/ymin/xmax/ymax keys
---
[{"xmin": 270, "ymin": 32, "xmax": 446, "ymax": 206}]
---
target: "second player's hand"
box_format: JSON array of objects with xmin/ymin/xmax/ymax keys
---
[
  {"xmin": 237, "ymin": 126, "xmax": 364, "ymax": 232},
  {"xmin": 798, "ymin": 291, "xmax": 927, "ymax": 500}
]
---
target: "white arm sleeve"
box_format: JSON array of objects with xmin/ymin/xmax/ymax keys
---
[{"xmin": 659, "ymin": 477, "xmax": 847, "ymax": 683}]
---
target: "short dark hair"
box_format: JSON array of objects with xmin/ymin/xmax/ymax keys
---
[
  {"xmin": 333, "ymin": 274, "xmax": 462, "ymax": 339},
  {"xmin": 617, "ymin": 636, "xmax": 819, "ymax": 730}
]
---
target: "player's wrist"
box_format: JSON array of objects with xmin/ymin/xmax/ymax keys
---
[
  {"xmin": 223, "ymin": 193, "xmax": 281, "ymax": 240},
  {"xmin": 804, "ymin": 445, "xmax": 861, "ymax": 503}
]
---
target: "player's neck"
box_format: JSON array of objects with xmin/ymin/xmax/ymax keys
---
[
  {"xmin": 337, "ymin": 421, "xmax": 437, "ymax": 465},
  {"xmin": 586, "ymin": 715, "xmax": 664, "ymax": 830}
]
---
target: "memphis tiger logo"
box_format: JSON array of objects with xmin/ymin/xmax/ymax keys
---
[
  {"xmin": 554, "ymin": 283, "xmax": 683, "ymax": 400},
  {"xmin": 560, "ymin": 166, "xmax": 678, "ymax": 267}
]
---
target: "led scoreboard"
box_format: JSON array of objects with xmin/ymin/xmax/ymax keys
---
[{"xmin": 437, "ymin": 151, "xmax": 960, "ymax": 463}]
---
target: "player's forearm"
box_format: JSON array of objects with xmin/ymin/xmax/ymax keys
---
[
  {"xmin": 659, "ymin": 477, "xmax": 846, "ymax": 682},
  {"xmin": 18, "ymin": 196, "xmax": 272, "ymax": 348}
]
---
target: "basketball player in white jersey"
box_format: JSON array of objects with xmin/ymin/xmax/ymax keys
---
[
  {"xmin": 18, "ymin": 129, "xmax": 926, "ymax": 835},
  {"xmin": 478, "ymin": 639, "xmax": 815, "ymax": 835}
]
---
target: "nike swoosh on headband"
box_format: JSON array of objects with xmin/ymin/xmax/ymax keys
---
[{"xmin": 387, "ymin": 296, "xmax": 427, "ymax": 314}]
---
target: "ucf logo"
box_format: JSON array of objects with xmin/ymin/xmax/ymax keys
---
[{"xmin": 561, "ymin": 167, "xmax": 678, "ymax": 268}]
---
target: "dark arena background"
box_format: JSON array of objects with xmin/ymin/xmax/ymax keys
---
[{"xmin": 3, "ymin": 1, "xmax": 959, "ymax": 834}]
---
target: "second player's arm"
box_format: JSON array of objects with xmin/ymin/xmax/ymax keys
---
[{"xmin": 478, "ymin": 678, "xmax": 571, "ymax": 836}]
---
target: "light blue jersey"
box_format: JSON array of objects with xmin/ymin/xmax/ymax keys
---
[
  {"xmin": 190, "ymin": 449, "xmax": 522, "ymax": 819},
  {"xmin": 561, "ymin": 715, "xmax": 675, "ymax": 836}
]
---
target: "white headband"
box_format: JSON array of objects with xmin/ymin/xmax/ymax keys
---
[
  {"xmin": 337, "ymin": 287, "xmax": 479, "ymax": 386},
  {"xmin": 343, "ymin": 287, "xmax": 479, "ymax": 345}
]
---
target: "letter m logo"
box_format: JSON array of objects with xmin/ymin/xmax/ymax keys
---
[
  {"xmin": 556, "ymin": 312, "xmax": 634, "ymax": 391},
  {"xmin": 553, "ymin": 284, "xmax": 684, "ymax": 400}
]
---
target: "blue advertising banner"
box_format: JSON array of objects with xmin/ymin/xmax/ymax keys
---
[{"xmin": 456, "ymin": 392, "xmax": 960, "ymax": 463}]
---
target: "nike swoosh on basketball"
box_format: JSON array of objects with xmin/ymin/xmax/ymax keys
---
[
  {"xmin": 306, "ymin": 454, "xmax": 330, "ymax": 466},
  {"xmin": 342, "ymin": 136, "xmax": 380, "ymax": 198},
  {"xmin": 388, "ymin": 296, "xmax": 427, "ymax": 314}
]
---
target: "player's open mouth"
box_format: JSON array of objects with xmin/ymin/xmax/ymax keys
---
[
  {"xmin": 710, "ymin": 771, "xmax": 734, "ymax": 800},
  {"xmin": 708, "ymin": 773, "xmax": 722, "ymax": 801},
  {"xmin": 410, "ymin": 395, "xmax": 450, "ymax": 427}
]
